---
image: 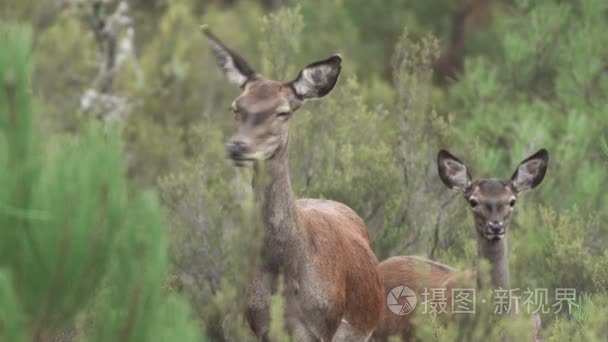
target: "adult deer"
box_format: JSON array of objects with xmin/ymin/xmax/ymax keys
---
[
  {"xmin": 202, "ymin": 27, "xmax": 383, "ymax": 341},
  {"xmin": 373, "ymin": 149, "xmax": 548, "ymax": 341}
]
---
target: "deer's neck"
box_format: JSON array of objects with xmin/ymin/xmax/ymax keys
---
[
  {"xmin": 254, "ymin": 141, "xmax": 302, "ymax": 272},
  {"xmin": 477, "ymin": 237, "xmax": 510, "ymax": 289}
]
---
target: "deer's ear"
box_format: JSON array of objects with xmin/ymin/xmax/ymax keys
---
[
  {"xmin": 290, "ymin": 54, "xmax": 342, "ymax": 100},
  {"xmin": 511, "ymin": 149, "xmax": 548, "ymax": 193},
  {"xmin": 437, "ymin": 150, "xmax": 472, "ymax": 193},
  {"xmin": 202, "ymin": 26, "xmax": 257, "ymax": 88}
]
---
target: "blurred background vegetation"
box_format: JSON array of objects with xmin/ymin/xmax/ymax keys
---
[{"xmin": 1, "ymin": 0, "xmax": 607, "ymax": 340}]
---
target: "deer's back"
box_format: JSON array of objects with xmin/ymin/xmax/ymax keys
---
[
  {"xmin": 295, "ymin": 198, "xmax": 383, "ymax": 334},
  {"xmin": 374, "ymin": 256, "xmax": 475, "ymax": 340}
]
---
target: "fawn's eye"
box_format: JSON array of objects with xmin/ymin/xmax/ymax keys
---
[
  {"xmin": 277, "ymin": 111, "xmax": 291, "ymax": 118},
  {"xmin": 509, "ymin": 199, "xmax": 516, "ymax": 207},
  {"xmin": 469, "ymin": 199, "xmax": 478, "ymax": 208}
]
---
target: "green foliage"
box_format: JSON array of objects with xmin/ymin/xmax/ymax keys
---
[
  {"xmin": 34, "ymin": 13, "xmax": 97, "ymax": 134},
  {"xmin": 445, "ymin": 0, "xmax": 608, "ymax": 214},
  {"xmin": 414, "ymin": 289, "xmax": 535, "ymax": 341},
  {"xmin": 158, "ymin": 124, "xmax": 260, "ymax": 340},
  {"xmin": 0, "ymin": 271, "xmax": 27, "ymax": 342},
  {"xmin": 0, "ymin": 25, "xmax": 200, "ymax": 341},
  {"xmin": 259, "ymin": 5, "xmax": 304, "ymax": 79}
]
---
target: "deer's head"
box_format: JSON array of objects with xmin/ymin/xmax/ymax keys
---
[
  {"xmin": 202, "ymin": 26, "xmax": 341, "ymax": 166},
  {"xmin": 437, "ymin": 149, "xmax": 548, "ymax": 241}
]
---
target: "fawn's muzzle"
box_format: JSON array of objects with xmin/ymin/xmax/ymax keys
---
[{"xmin": 486, "ymin": 221, "xmax": 505, "ymax": 236}]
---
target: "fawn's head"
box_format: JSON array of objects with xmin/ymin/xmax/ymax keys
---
[
  {"xmin": 437, "ymin": 149, "xmax": 548, "ymax": 241},
  {"xmin": 202, "ymin": 26, "xmax": 341, "ymax": 166}
]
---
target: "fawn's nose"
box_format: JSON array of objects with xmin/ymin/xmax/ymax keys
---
[
  {"xmin": 226, "ymin": 140, "xmax": 249, "ymax": 159},
  {"xmin": 487, "ymin": 221, "xmax": 505, "ymax": 235}
]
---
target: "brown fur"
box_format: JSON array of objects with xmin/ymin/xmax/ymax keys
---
[
  {"xmin": 372, "ymin": 256, "xmax": 475, "ymax": 341},
  {"xmin": 246, "ymin": 138, "xmax": 384, "ymax": 341},
  {"xmin": 297, "ymin": 199, "xmax": 384, "ymax": 334},
  {"xmin": 231, "ymin": 89, "xmax": 386, "ymax": 340},
  {"xmin": 204, "ymin": 29, "xmax": 383, "ymax": 339}
]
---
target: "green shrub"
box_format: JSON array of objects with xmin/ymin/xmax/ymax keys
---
[{"xmin": 0, "ymin": 25, "xmax": 200, "ymax": 341}]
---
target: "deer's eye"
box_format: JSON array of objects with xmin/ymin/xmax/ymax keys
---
[
  {"xmin": 469, "ymin": 199, "xmax": 478, "ymax": 208},
  {"xmin": 509, "ymin": 199, "xmax": 516, "ymax": 207},
  {"xmin": 277, "ymin": 111, "xmax": 291, "ymax": 119}
]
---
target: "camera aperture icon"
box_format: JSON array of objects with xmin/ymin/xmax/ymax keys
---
[{"xmin": 387, "ymin": 286, "xmax": 417, "ymax": 315}]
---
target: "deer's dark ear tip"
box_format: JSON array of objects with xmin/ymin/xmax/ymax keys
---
[
  {"xmin": 531, "ymin": 148, "xmax": 549, "ymax": 163},
  {"xmin": 438, "ymin": 150, "xmax": 451, "ymax": 160},
  {"xmin": 329, "ymin": 54, "xmax": 342, "ymax": 65}
]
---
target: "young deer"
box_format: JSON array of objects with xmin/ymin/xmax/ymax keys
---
[
  {"xmin": 373, "ymin": 149, "xmax": 548, "ymax": 341},
  {"xmin": 202, "ymin": 27, "xmax": 383, "ymax": 341},
  {"xmin": 437, "ymin": 149, "xmax": 548, "ymax": 290}
]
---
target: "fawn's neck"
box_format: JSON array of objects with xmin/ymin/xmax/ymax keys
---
[{"xmin": 477, "ymin": 236, "xmax": 510, "ymax": 289}]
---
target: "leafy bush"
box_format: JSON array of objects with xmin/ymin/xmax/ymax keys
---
[{"xmin": 0, "ymin": 26, "xmax": 200, "ymax": 341}]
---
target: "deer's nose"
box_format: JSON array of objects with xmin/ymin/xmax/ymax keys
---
[
  {"xmin": 487, "ymin": 221, "xmax": 505, "ymax": 235},
  {"xmin": 226, "ymin": 140, "xmax": 249, "ymax": 159}
]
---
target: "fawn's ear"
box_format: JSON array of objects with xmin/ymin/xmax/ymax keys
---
[
  {"xmin": 290, "ymin": 54, "xmax": 342, "ymax": 100},
  {"xmin": 437, "ymin": 150, "xmax": 472, "ymax": 193},
  {"xmin": 511, "ymin": 149, "xmax": 548, "ymax": 193},
  {"xmin": 202, "ymin": 25, "xmax": 257, "ymax": 88}
]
